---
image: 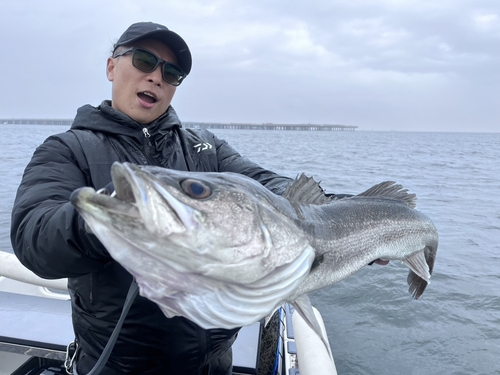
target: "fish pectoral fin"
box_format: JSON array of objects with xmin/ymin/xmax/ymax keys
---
[
  {"xmin": 402, "ymin": 250, "xmax": 431, "ymax": 283},
  {"xmin": 290, "ymin": 294, "xmax": 333, "ymax": 359}
]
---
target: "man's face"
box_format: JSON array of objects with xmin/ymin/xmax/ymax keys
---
[{"xmin": 106, "ymin": 38, "xmax": 178, "ymax": 124}]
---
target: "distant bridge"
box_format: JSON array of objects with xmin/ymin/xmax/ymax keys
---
[
  {"xmin": 1, "ymin": 118, "xmax": 73, "ymax": 126},
  {"xmin": 1, "ymin": 119, "xmax": 357, "ymax": 131},
  {"xmin": 183, "ymin": 122, "xmax": 357, "ymax": 131}
]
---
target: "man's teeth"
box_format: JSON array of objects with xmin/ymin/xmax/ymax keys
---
[{"xmin": 139, "ymin": 92, "xmax": 157, "ymax": 103}]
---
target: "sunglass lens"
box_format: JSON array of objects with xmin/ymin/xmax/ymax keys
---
[
  {"xmin": 162, "ymin": 64, "xmax": 184, "ymax": 86},
  {"xmin": 132, "ymin": 50, "xmax": 157, "ymax": 72}
]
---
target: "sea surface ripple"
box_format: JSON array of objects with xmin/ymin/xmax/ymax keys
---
[{"xmin": 1, "ymin": 125, "xmax": 499, "ymax": 374}]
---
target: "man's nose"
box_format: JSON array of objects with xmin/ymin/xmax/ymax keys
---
[{"xmin": 147, "ymin": 66, "xmax": 163, "ymax": 86}]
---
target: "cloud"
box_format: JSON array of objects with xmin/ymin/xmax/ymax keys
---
[
  {"xmin": 0, "ymin": 0, "xmax": 498, "ymax": 132},
  {"xmin": 473, "ymin": 12, "xmax": 499, "ymax": 32}
]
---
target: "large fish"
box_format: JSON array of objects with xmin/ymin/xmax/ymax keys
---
[{"xmin": 70, "ymin": 162, "xmax": 438, "ymax": 350}]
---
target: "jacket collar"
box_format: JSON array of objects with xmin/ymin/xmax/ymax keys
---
[{"xmin": 71, "ymin": 100, "xmax": 182, "ymax": 141}]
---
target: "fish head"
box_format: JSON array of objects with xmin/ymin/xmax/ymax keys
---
[{"xmin": 71, "ymin": 162, "xmax": 311, "ymax": 284}]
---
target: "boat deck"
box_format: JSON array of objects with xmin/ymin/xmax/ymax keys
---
[{"xmin": 0, "ymin": 278, "xmax": 262, "ymax": 374}]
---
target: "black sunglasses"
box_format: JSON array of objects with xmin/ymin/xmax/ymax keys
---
[{"xmin": 113, "ymin": 47, "xmax": 186, "ymax": 86}]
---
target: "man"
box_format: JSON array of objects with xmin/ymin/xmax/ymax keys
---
[{"xmin": 11, "ymin": 22, "xmax": 292, "ymax": 374}]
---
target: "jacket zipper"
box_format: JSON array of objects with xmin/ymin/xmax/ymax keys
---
[
  {"xmin": 141, "ymin": 127, "xmax": 154, "ymax": 165},
  {"xmin": 89, "ymin": 273, "xmax": 93, "ymax": 303}
]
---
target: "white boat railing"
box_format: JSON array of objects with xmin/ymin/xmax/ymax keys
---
[
  {"xmin": 293, "ymin": 307, "xmax": 338, "ymax": 375},
  {"xmin": 0, "ymin": 251, "xmax": 68, "ymax": 298}
]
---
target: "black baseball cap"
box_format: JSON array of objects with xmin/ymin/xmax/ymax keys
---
[{"xmin": 114, "ymin": 22, "xmax": 192, "ymax": 75}]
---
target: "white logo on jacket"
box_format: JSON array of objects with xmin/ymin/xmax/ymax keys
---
[{"xmin": 194, "ymin": 143, "xmax": 213, "ymax": 153}]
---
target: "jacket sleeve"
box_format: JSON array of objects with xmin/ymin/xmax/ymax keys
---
[
  {"xmin": 10, "ymin": 134, "xmax": 112, "ymax": 279},
  {"xmin": 212, "ymin": 134, "xmax": 293, "ymax": 195}
]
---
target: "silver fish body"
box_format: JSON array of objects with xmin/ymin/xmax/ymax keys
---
[
  {"xmin": 289, "ymin": 189, "xmax": 438, "ymax": 300},
  {"xmin": 71, "ymin": 162, "xmax": 438, "ymax": 339}
]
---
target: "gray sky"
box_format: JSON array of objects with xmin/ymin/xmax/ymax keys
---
[{"xmin": 1, "ymin": 0, "xmax": 498, "ymax": 132}]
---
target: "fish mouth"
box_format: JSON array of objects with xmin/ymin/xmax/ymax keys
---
[
  {"xmin": 405, "ymin": 244, "xmax": 437, "ymax": 299},
  {"xmin": 70, "ymin": 185, "xmax": 139, "ymax": 220},
  {"xmin": 111, "ymin": 162, "xmax": 201, "ymax": 236}
]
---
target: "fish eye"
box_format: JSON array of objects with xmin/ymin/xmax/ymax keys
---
[{"xmin": 180, "ymin": 179, "xmax": 212, "ymax": 199}]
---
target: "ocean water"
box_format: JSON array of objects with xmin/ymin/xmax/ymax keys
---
[{"xmin": 1, "ymin": 125, "xmax": 499, "ymax": 374}]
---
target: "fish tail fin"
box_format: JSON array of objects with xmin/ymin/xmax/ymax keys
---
[
  {"xmin": 290, "ymin": 294, "xmax": 333, "ymax": 359},
  {"xmin": 404, "ymin": 245, "xmax": 437, "ymax": 299}
]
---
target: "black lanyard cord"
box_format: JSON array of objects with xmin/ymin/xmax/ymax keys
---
[{"xmin": 84, "ymin": 279, "xmax": 139, "ymax": 375}]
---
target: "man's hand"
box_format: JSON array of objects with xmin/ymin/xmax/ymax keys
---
[{"xmin": 84, "ymin": 182, "xmax": 114, "ymax": 234}]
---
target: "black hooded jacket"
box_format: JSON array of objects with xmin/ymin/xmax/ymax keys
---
[{"xmin": 10, "ymin": 101, "xmax": 292, "ymax": 374}]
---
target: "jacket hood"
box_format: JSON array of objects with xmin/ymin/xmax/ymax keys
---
[{"xmin": 71, "ymin": 100, "xmax": 182, "ymax": 141}]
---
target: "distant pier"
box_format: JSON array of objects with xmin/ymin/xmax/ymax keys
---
[
  {"xmin": 2, "ymin": 118, "xmax": 73, "ymax": 126},
  {"xmin": 183, "ymin": 122, "xmax": 357, "ymax": 131},
  {"xmin": 1, "ymin": 119, "xmax": 357, "ymax": 131}
]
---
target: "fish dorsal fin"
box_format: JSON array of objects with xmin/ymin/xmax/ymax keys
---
[
  {"xmin": 356, "ymin": 181, "xmax": 417, "ymax": 208},
  {"xmin": 283, "ymin": 174, "xmax": 333, "ymax": 205}
]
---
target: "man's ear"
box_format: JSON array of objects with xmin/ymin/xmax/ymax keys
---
[{"xmin": 106, "ymin": 57, "xmax": 115, "ymax": 82}]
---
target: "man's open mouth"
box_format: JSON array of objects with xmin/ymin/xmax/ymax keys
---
[{"xmin": 138, "ymin": 91, "xmax": 157, "ymax": 103}]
